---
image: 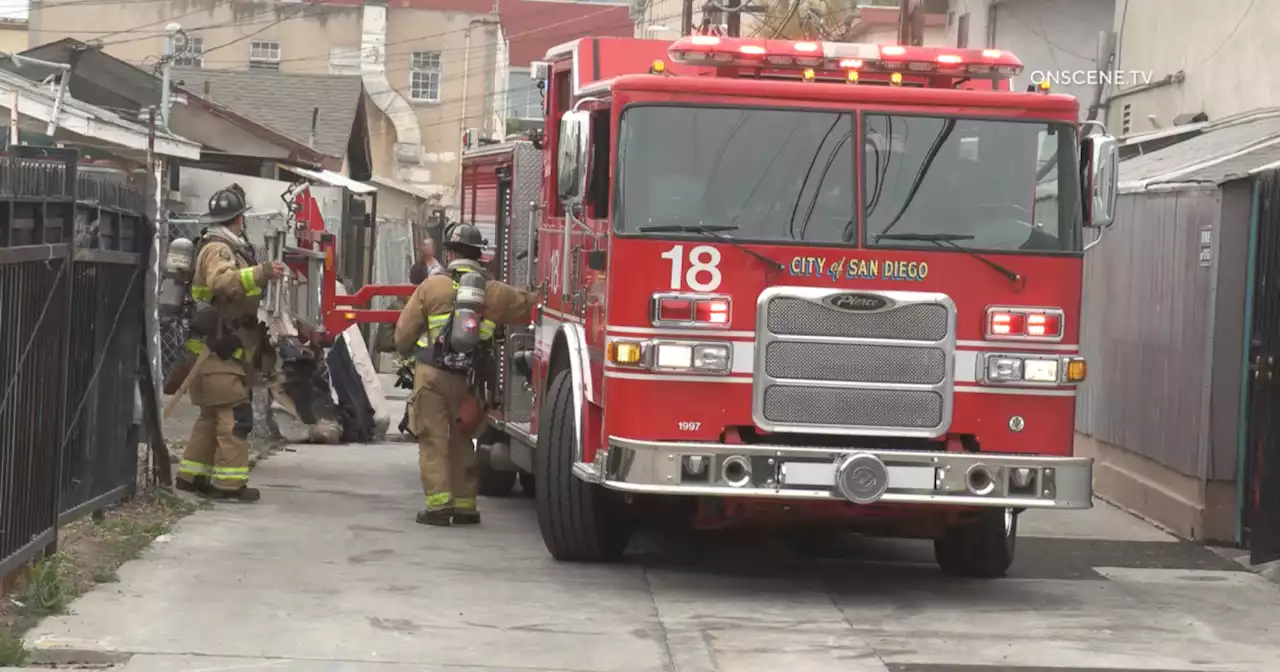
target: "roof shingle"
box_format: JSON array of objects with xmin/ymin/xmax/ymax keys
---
[{"xmin": 173, "ymin": 67, "xmax": 363, "ymax": 159}]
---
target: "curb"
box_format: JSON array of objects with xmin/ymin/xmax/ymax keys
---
[{"xmin": 1209, "ymin": 546, "xmax": 1280, "ymax": 584}]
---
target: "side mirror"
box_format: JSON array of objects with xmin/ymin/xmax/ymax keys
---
[
  {"xmin": 529, "ymin": 61, "xmax": 551, "ymax": 83},
  {"xmin": 556, "ymin": 110, "xmax": 592, "ymax": 208},
  {"xmin": 1081, "ymin": 133, "xmax": 1119, "ymax": 229}
]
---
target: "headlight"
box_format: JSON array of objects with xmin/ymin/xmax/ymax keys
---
[
  {"xmin": 983, "ymin": 354, "xmax": 1064, "ymax": 384},
  {"xmin": 655, "ymin": 343, "xmax": 694, "ymax": 369},
  {"xmin": 652, "ymin": 341, "xmax": 731, "ymax": 374},
  {"xmin": 986, "ymin": 356, "xmax": 1023, "ymax": 382},
  {"xmin": 692, "ymin": 344, "xmax": 730, "ymax": 372}
]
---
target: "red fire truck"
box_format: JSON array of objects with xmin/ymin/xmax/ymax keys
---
[{"xmin": 340, "ymin": 34, "xmax": 1122, "ymax": 578}]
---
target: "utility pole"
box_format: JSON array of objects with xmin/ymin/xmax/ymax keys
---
[
  {"xmin": 160, "ymin": 22, "xmax": 189, "ymax": 131},
  {"xmin": 681, "ymin": 0, "xmax": 694, "ymax": 35},
  {"xmin": 143, "ymin": 104, "xmax": 172, "ymax": 487},
  {"xmin": 1087, "ymin": 30, "xmax": 1118, "ymax": 123},
  {"xmin": 726, "ymin": 0, "xmax": 741, "ymax": 37},
  {"xmin": 897, "ymin": 0, "xmax": 923, "ymax": 46}
]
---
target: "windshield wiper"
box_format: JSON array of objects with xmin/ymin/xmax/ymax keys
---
[
  {"xmin": 876, "ymin": 119, "xmax": 957, "ymax": 240},
  {"xmin": 638, "ymin": 224, "xmax": 785, "ymax": 272},
  {"xmin": 875, "ymin": 232, "xmax": 1022, "ymax": 284}
]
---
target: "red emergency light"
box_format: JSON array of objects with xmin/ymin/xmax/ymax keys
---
[
  {"xmin": 986, "ymin": 307, "xmax": 1064, "ymax": 341},
  {"xmin": 667, "ymin": 36, "xmax": 1023, "ymax": 80},
  {"xmin": 652, "ymin": 292, "xmax": 732, "ymax": 328}
]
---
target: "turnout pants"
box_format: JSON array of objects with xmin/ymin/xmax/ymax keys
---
[
  {"xmin": 411, "ymin": 363, "xmax": 478, "ymax": 513},
  {"xmin": 177, "ymin": 351, "xmax": 254, "ymax": 491}
]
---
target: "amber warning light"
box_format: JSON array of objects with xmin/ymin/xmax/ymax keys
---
[{"xmin": 667, "ymin": 36, "xmax": 1024, "ymax": 81}]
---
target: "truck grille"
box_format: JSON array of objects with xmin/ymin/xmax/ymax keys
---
[{"xmin": 752, "ymin": 288, "xmax": 956, "ymax": 437}]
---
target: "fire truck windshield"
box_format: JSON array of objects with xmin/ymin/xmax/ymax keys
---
[
  {"xmin": 864, "ymin": 113, "xmax": 1081, "ymax": 253},
  {"xmin": 615, "ymin": 105, "xmax": 1081, "ymax": 253}
]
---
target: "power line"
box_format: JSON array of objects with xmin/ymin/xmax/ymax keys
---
[{"xmin": 1198, "ymin": 0, "xmax": 1257, "ymax": 66}]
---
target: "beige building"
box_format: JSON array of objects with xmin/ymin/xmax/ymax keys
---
[
  {"xmin": 1101, "ymin": 0, "xmax": 1275, "ymax": 138},
  {"xmin": 29, "ymin": 0, "xmax": 504, "ymax": 208},
  {"xmin": 633, "ymin": 1, "xmax": 944, "ymax": 45},
  {"xmin": 0, "ymin": 18, "xmax": 27, "ymax": 54}
]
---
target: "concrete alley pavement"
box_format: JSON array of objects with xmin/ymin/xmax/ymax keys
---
[{"xmin": 22, "ymin": 435, "xmax": 1280, "ymax": 672}]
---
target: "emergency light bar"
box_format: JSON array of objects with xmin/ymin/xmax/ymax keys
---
[{"xmin": 667, "ymin": 36, "xmax": 1024, "ymax": 79}]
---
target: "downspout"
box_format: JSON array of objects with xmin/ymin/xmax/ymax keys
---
[
  {"xmin": 457, "ymin": 16, "xmax": 500, "ymax": 198},
  {"xmin": 358, "ymin": 2, "xmax": 421, "ymax": 182},
  {"xmin": 1236, "ymin": 178, "xmax": 1261, "ymax": 544}
]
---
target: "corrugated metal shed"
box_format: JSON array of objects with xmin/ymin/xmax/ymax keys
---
[{"xmin": 1120, "ymin": 109, "xmax": 1280, "ymax": 192}]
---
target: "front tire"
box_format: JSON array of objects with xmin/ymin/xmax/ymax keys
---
[
  {"xmin": 933, "ymin": 508, "xmax": 1017, "ymax": 578},
  {"xmin": 535, "ymin": 368, "xmax": 632, "ymax": 561}
]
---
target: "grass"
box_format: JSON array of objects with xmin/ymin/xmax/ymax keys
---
[{"xmin": 0, "ymin": 487, "xmax": 205, "ymax": 666}]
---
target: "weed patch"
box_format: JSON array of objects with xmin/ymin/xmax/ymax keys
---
[{"xmin": 0, "ymin": 487, "xmax": 202, "ymax": 665}]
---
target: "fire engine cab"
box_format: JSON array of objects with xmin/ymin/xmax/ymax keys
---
[{"xmin": 454, "ymin": 34, "xmax": 1120, "ymax": 578}]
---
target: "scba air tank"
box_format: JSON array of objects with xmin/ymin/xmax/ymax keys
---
[
  {"xmin": 447, "ymin": 259, "xmax": 487, "ymax": 355},
  {"xmin": 159, "ymin": 237, "xmax": 196, "ymax": 316}
]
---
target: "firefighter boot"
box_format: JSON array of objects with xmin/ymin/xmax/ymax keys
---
[
  {"xmin": 206, "ymin": 486, "xmax": 261, "ymax": 503},
  {"xmin": 452, "ymin": 510, "xmax": 481, "ymax": 525},
  {"xmin": 175, "ymin": 475, "xmax": 212, "ymax": 494},
  {"xmin": 416, "ymin": 508, "xmax": 453, "ymax": 526}
]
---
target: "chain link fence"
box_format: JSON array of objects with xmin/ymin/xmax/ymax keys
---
[{"xmin": 371, "ymin": 217, "xmax": 416, "ymax": 371}]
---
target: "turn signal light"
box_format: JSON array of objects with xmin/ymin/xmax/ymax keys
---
[
  {"xmin": 607, "ymin": 340, "xmax": 644, "ymax": 366},
  {"xmin": 1065, "ymin": 357, "xmax": 1087, "ymax": 382}
]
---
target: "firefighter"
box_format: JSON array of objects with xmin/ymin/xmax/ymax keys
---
[
  {"xmin": 174, "ymin": 185, "xmax": 288, "ymax": 502},
  {"xmin": 393, "ymin": 223, "xmax": 537, "ymax": 526}
]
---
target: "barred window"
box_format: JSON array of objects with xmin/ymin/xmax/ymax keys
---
[
  {"xmin": 409, "ymin": 51, "xmax": 441, "ymax": 103},
  {"xmin": 249, "ymin": 41, "xmax": 281, "ymax": 71}
]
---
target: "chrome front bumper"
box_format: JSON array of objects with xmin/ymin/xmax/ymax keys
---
[{"xmin": 592, "ymin": 436, "xmax": 1093, "ymax": 509}]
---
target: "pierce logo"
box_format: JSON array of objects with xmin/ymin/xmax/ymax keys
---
[{"xmin": 824, "ymin": 292, "xmax": 891, "ymax": 312}]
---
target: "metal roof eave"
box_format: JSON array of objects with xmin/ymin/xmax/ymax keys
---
[
  {"xmin": 287, "ymin": 165, "xmax": 376, "ymax": 195},
  {"xmin": 0, "ymin": 72, "xmax": 201, "ymax": 160}
]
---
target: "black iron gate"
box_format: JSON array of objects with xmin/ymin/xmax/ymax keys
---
[
  {"xmin": 0, "ymin": 146, "xmax": 147, "ymax": 579},
  {"xmin": 1247, "ymin": 171, "xmax": 1280, "ymax": 565}
]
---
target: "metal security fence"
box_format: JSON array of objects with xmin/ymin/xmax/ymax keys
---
[{"xmin": 0, "ymin": 147, "xmax": 148, "ymax": 579}]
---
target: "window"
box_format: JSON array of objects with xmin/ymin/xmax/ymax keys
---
[
  {"xmin": 409, "ymin": 51, "xmax": 441, "ymax": 102},
  {"xmin": 862, "ymin": 114, "xmax": 1080, "ymax": 253},
  {"xmin": 616, "ymin": 105, "xmax": 855, "ymax": 244},
  {"xmin": 329, "ymin": 46, "xmax": 362, "ymax": 75},
  {"xmin": 506, "ymin": 68, "xmax": 541, "ymax": 120},
  {"xmin": 168, "ymin": 35, "xmax": 203, "ymax": 68},
  {"xmin": 1122, "ymin": 103, "xmax": 1132, "ymax": 135},
  {"xmin": 587, "ymin": 110, "xmax": 611, "ymax": 217},
  {"xmin": 249, "ymin": 41, "xmax": 281, "ymax": 71}
]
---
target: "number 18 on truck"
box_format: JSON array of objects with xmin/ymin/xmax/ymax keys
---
[{"xmin": 459, "ymin": 34, "xmax": 1121, "ymax": 578}]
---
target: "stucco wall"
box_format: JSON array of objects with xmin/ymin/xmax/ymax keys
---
[
  {"xmin": 947, "ymin": 0, "xmax": 1115, "ymax": 122},
  {"xmin": 30, "ymin": 0, "xmax": 500, "ymax": 207},
  {"xmin": 1103, "ymin": 0, "xmax": 1276, "ymax": 136}
]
